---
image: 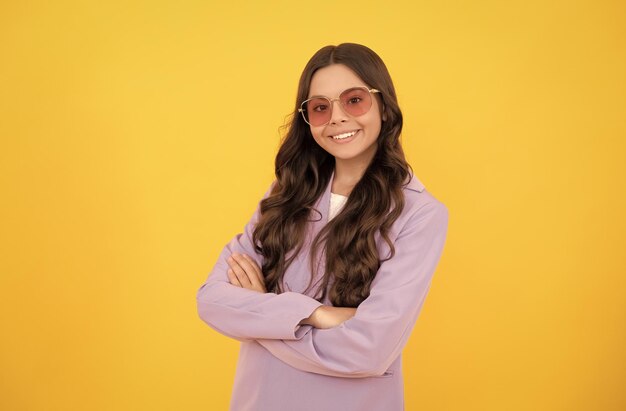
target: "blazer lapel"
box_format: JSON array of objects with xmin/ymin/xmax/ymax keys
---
[{"xmin": 297, "ymin": 169, "xmax": 333, "ymax": 295}]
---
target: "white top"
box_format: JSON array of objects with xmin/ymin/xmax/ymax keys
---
[{"xmin": 328, "ymin": 192, "xmax": 348, "ymax": 221}]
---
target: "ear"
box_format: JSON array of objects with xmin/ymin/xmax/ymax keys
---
[{"xmin": 382, "ymin": 105, "xmax": 388, "ymax": 122}]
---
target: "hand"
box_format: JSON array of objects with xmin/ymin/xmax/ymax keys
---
[
  {"xmin": 226, "ymin": 253, "xmax": 267, "ymax": 293},
  {"xmin": 300, "ymin": 306, "xmax": 357, "ymax": 329}
]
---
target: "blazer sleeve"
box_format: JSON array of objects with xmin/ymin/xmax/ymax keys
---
[
  {"xmin": 196, "ymin": 181, "xmax": 323, "ymax": 342},
  {"xmin": 255, "ymin": 200, "xmax": 449, "ymax": 378}
]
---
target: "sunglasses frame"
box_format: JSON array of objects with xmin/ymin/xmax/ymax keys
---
[{"xmin": 298, "ymin": 86, "xmax": 381, "ymax": 126}]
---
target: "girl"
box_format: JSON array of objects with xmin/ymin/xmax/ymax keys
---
[{"xmin": 196, "ymin": 43, "xmax": 449, "ymax": 411}]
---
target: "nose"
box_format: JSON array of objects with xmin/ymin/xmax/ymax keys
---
[{"xmin": 329, "ymin": 98, "xmax": 348, "ymax": 125}]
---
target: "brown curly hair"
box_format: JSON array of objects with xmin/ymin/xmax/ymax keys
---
[{"xmin": 252, "ymin": 43, "xmax": 413, "ymax": 307}]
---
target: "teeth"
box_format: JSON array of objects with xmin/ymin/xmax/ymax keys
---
[{"xmin": 332, "ymin": 130, "xmax": 357, "ymax": 140}]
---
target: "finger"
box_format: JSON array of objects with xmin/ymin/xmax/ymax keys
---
[
  {"xmin": 242, "ymin": 254, "xmax": 266, "ymax": 291},
  {"xmin": 228, "ymin": 256, "xmax": 252, "ymax": 287},
  {"xmin": 227, "ymin": 268, "xmax": 242, "ymax": 287},
  {"xmin": 233, "ymin": 254, "xmax": 263, "ymax": 290},
  {"xmin": 240, "ymin": 254, "xmax": 264, "ymax": 284}
]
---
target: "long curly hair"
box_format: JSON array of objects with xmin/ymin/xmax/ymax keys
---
[{"xmin": 252, "ymin": 43, "xmax": 413, "ymax": 307}]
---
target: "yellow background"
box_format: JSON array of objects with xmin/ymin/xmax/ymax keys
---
[{"xmin": 1, "ymin": 1, "xmax": 625, "ymax": 410}]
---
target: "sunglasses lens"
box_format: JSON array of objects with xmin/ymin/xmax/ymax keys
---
[
  {"xmin": 304, "ymin": 97, "xmax": 331, "ymax": 126},
  {"xmin": 301, "ymin": 88, "xmax": 376, "ymax": 126},
  {"xmin": 340, "ymin": 88, "xmax": 372, "ymax": 117}
]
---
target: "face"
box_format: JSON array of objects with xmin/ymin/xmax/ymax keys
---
[{"xmin": 306, "ymin": 64, "xmax": 384, "ymax": 167}]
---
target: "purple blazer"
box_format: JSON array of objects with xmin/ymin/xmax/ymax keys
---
[{"xmin": 196, "ymin": 170, "xmax": 449, "ymax": 411}]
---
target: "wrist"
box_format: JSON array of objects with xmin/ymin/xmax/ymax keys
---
[{"xmin": 299, "ymin": 305, "xmax": 326, "ymax": 327}]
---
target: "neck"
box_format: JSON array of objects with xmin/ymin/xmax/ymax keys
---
[{"xmin": 332, "ymin": 153, "xmax": 375, "ymax": 195}]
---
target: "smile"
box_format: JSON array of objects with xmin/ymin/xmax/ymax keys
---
[{"xmin": 330, "ymin": 130, "xmax": 359, "ymax": 140}]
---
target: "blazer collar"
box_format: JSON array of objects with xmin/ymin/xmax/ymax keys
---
[
  {"xmin": 315, "ymin": 169, "xmax": 425, "ymax": 220},
  {"xmin": 404, "ymin": 172, "xmax": 426, "ymax": 193}
]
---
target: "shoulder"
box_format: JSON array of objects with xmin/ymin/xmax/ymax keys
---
[
  {"xmin": 397, "ymin": 172, "xmax": 448, "ymax": 231},
  {"xmin": 402, "ymin": 171, "xmax": 426, "ymax": 194}
]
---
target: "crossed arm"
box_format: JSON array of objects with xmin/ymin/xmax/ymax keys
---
[
  {"xmin": 225, "ymin": 252, "xmax": 357, "ymax": 329},
  {"xmin": 196, "ymin": 181, "xmax": 449, "ymax": 378}
]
